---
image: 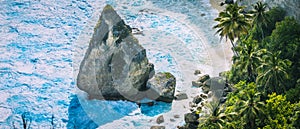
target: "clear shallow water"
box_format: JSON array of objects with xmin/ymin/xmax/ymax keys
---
[{"xmin": 0, "ymin": 0, "xmax": 225, "ymax": 128}]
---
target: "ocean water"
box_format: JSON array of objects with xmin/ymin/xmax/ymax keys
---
[{"xmin": 0, "ymin": 0, "xmax": 226, "ymax": 128}]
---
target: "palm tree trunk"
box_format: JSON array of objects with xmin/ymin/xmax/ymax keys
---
[{"xmin": 230, "ymin": 40, "xmax": 239, "ymax": 56}]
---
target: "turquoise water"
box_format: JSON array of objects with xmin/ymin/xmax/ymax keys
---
[{"xmin": 0, "ymin": 0, "xmax": 222, "ymax": 128}]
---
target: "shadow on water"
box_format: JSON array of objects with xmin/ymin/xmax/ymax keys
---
[
  {"xmin": 140, "ymin": 101, "xmax": 172, "ymax": 117},
  {"xmin": 67, "ymin": 95, "xmax": 172, "ymax": 128},
  {"xmin": 67, "ymin": 95, "xmax": 98, "ymax": 129}
]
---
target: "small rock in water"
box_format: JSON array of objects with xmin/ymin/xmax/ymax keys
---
[
  {"xmin": 174, "ymin": 114, "xmax": 180, "ymax": 118},
  {"xmin": 147, "ymin": 101, "xmax": 154, "ymax": 106},
  {"xmin": 175, "ymin": 93, "xmax": 188, "ymax": 100},
  {"xmin": 192, "ymin": 81, "xmax": 203, "ymax": 87},
  {"xmin": 189, "ymin": 102, "xmax": 197, "ymax": 108},
  {"xmin": 184, "ymin": 112, "xmax": 199, "ymax": 123},
  {"xmin": 197, "ymin": 74, "xmax": 210, "ymax": 83},
  {"xmin": 194, "ymin": 70, "xmax": 201, "ymax": 75},
  {"xmin": 150, "ymin": 126, "xmax": 165, "ymax": 129},
  {"xmin": 192, "ymin": 95, "xmax": 202, "ymax": 104},
  {"xmin": 156, "ymin": 115, "xmax": 164, "ymax": 124},
  {"xmin": 170, "ymin": 118, "xmax": 176, "ymax": 122},
  {"xmin": 200, "ymin": 94, "xmax": 208, "ymax": 99},
  {"xmin": 201, "ymin": 13, "xmax": 205, "ymax": 16}
]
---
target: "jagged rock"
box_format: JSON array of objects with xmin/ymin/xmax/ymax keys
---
[
  {"xmin": 150, "ymin": 126, "xmax": 165, "ymax": 129},
  {"xmin": 175, "ymin": 93, "xmax": 188, "ymax": 100},
  {"xmin": 184, "ymin": 112, "xmax": 199, "ymax": 124},
  {"xmin": 225, "ymin": 0, "xmax": 234, "ymax": 4},
  {"xmin": 185, "ymin": 123, "xmax": 198, "ymax": 129},
  {"xmin": 194, "ymin": 70, "xmax": 201, "ymax": 75},
  {"xmin": 200, "ymin": 93, "xmax": 208, "ymax": 99},
  {"xmin": 156, "ymin": 115, "xmax": 164, "ymax": 124},
  {"xmin": 220, "ymin": 97, "xmax": 227, "ymax": 104},
  {"xmin": 222, "ymin": 91, "xmax": 228, "ymax": 97},
  {"xmin": 197, "ymin": 74, "xmax": 210, "ymax": 83},
  {"xmin": 189, "ymin": 102, "xmax": 197, "ymax": 108},
  {"xmin": 192, "ymin": 81, "xmax": 203, "ymax": 87},
  {"xmin": 224, "ymin": 86, "xmax": 232, "ymax": 92},
  {"xmin": 146, "ymin": 72, "xmax": 176, "ymax": 103},
  {"xmin": 192, "ymin": 95, "xmax": 202, "ymax": 104},
  {"xmin": 77, "ymin": 5, "xmax": 154, "ymax": 101},
  {"xmin": 202, "ymin": 86, "xmax": 210, "ymax": 94},
  {"xmin": 196, "ymin": 106, "xmax": 202, "ymax": 111}
]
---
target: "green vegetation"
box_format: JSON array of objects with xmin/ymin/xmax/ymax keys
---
[
  {"xmin": 163, "ymin": 72, "xmax": 173, "ymax": 79},
  {"xmin": 196, "ymin": 1, "xmax": 300, "ymax": 128},
  {"xmin": 213, "ymin": 2, "xmax": 251, "ymax": 55}
]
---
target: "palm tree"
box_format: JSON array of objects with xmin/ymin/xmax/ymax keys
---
[
  {"xmin": 256, "ymin": 51, "xmax": 291, "ymax": 94},
  {"xmin": 233, "ymin": 38, "xmax": 265, "ymax": 82},
  {"xmin": 249, "ymin": 1, "xmax": 269, "ymax": 40},
  {"xmin": 236, "ymin": 84, "xmax": 265, "ymax": 129},
  {"xmin": 214, "ymin": 2, "xmax": 251, "ymax": 55},
  {"xmin": 198, "ymin": 102, "xmax": 235, "ymax": 129}
]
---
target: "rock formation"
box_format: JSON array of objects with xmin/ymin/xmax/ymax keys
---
[
  {"xmin": 77, "ymin": 5, "xmax": 176, "ymax": 103},
  {"xmin": 146, "ymin": 72, "xmax": 176, "ymax": 103}
]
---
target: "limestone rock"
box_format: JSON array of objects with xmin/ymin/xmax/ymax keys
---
[
  {"xmin": 192, "ymin": 95, "xmax": 202, "ymax": 104},
  {"xmin": 194, "ymin": 70, "xmax": 201, "ymax": 75},
  {"xmin": 197, "ymin": 74, "xmax": 210, "ymax": 83},
  {"xmin": 175, "ymin": 93, "xmax": 188, "ymax": 100},
  {"xmin": 156, "ymin": 115, "xmax": 164, "ymax": 124},
  {"xmin": 150, "ymin": 126, "xmax": 165, "ymax": 129},
  {"xmin": 184, "ymin": 112, "xmax": 199, "ymax": 124},
  {"xmin": 192, "ymin": 81, "xmax": 203, "ymax": 87},
  {"xmin": 77, "ymin": 5, "xmax": 154, "ymax": 101},
  {"xmin": 146, "ymin": 72, "xmax": 176, "ymax": 103},
  {"xmin": 174, "ymin": 114, "xmax": 180, "ymax": 118}
]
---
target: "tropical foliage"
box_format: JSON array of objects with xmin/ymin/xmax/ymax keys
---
[
  {"xmin": 213, "ymin": 2, "xmax": 251, "ymax": 55},
  {"xmin": 194, "ymin": 1, "xmax": 300, "ymax": 128}
]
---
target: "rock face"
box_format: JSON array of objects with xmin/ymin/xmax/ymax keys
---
[
  {"xmin": 77, "ymin": 5, "xmax": 176, "ymax": 103},
  {"xmin": 77, "ymin": 5, "xmax": 154, "ymax": 101},
  {"xmin": 156, "ymin": 115, "xmax": 164, "ymax": 124},
  {"xmin": 146, "ymin": 72, "xmax": 176, "ymax": 103}
]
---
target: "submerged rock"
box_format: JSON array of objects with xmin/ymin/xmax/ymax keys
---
[
  {"xmin": 77, "ymin": 5, "xmax": 154, "ymax": 101},
  {"xmin": 146, "ymin": 72, "xmax": 176, "ymax": 103}
]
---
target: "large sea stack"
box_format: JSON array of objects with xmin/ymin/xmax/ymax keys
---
[
  {"xmin": 77, "ymin": 5, "xmax": 176, "ymax": 103},
  {"xmin": 77, "ymin": 5, "xmax": 154, "ymax": 101}
]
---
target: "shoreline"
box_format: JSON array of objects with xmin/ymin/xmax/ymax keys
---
[{"xmin": 209, "ymin": 0, "xmax": 225, "ymax": 12}]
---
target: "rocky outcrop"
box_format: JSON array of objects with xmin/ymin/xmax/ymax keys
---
[
  {"xmin": 146, "ymin": 72, "xmax": 176, "ymax": 103},
  {"xmin": 180, "ymin": 112, "xmax": 199, "ymax": 129},
  {"xmin": 175, "ymin": 93, "xmax": 188, "ymax": 100},
  {"xmin": 156, "ymin": 115, "xmax": 164, "ymax": 124},
  {"xmin": 77, "ymin": 5, "xmax": 176, "ymax": 103},
  {"xmin": 77, "ymin": 5, "xmax": 154, "ymax": 101},
  {"xmin": 198, "ymin": 74, "xmax": 210, "ymax": 83}
]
